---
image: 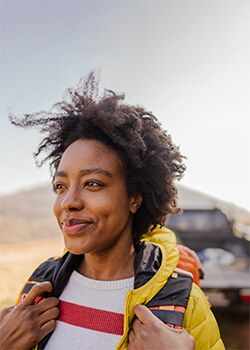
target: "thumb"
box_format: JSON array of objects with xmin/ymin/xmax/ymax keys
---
[
  {"xmin": 134, "ymin": 304, "xmax": 159, "ymax": 325},
  {"xmin": 21, "ymin": 281, "xmax": 53, "ymax": 306}
]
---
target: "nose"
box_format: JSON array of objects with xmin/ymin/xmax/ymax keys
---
[{"xmin": 61, "ymin": 186, "xmax": 84, "ymax": 212}]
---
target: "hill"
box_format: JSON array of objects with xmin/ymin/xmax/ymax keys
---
[{"xmin": 0, "ymin": 185, "xmax": 61, "ymax": 244}]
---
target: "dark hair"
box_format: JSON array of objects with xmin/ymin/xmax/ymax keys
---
[{"xmin": 9, "ymin": 72, "xmax": 186, "ymax": 239}]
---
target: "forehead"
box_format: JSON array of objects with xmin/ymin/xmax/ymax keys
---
[{"xmin": 57, "ymin": 139, "xmax": 124, "ymax": 175}]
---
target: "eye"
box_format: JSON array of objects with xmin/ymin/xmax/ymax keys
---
[
  {"xmin": 53, "ymin": 183, "xmax": 67, "ymax": 193},
  {"xmin": 84, "ymin": 181, "xmax": 103, "ymax": 189}
]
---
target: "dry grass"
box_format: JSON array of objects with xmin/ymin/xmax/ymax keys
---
[{"xmin": 0, "ymin": 239, "xmax": 64, "ymax": 310}]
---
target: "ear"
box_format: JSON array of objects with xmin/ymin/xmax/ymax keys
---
[{"xmin": 130, "ymin": 194, "xmax": 143, "ymax": 214}]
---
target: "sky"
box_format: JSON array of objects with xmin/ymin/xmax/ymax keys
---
[{"xmin": 1, "ymin": 0, "xmax": 250, "ymax": 211}]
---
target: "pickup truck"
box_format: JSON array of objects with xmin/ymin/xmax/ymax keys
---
[{"xmin": 165, "ymin": 191, "xmax": 250, "ymax": 313}]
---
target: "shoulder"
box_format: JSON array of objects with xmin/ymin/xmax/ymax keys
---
[
  {"xmin": 28, "ymin": 256, "xmax": 62, "ymax": 281},
  {"xmin": 184, "ymin": 283, "xmax": 225, "ymax": 350},
  {"xmin": 15, "ymin": 255, "xmax": 63, "ymax": 305}
]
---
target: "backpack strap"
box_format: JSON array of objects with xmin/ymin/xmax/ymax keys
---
[
  {"xmin": 146, "ymin": 268, "xmax": 193, "ymax": 328},
  {"xmin": 15, "ymin": 257, "xmax": 60, "ymax": 306},
  {"xmin": 15, "ymin": 253, "xmax": 83, "ymax": 350}
]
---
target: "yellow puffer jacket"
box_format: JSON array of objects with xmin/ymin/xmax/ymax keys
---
[
  {"xmin": 116, "ymin": 226, "xmax": 225, "ymax": 350},
  {"xmin": 17, "ymin": 226, "xmax": 224, "ymax": 350}
]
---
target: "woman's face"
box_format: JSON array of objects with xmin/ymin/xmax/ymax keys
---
[{"xmin": 53, "ymin": 139, "xmax": 140, "ymax": 255}]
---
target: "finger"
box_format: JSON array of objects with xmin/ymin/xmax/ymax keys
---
[
  {"xmin": 0, "ymin": 306, "xmax": 15, "ymax": 319},
  {"xmin": 22, "ymin": 282, "xmax": 53, "ymax": 306},
  {"xmin": 167, "ymin": 328, "xmax": 196, "ymax": 349},
  {"xmin": 181, "ymin": 328, "xmax": 196, "ymax": 347},
  {"xmin": 39, "ymin": 306, "xmax": 60, "ymax": 326},
  {"xmin": 131, "ymin": 317, "xmax": 143, "ymax": 334},
  {"xmin": 38, "ymin": 319, "xmax": 57, "ymax": 343},
  {"xmin": 169, "ymin": 327, "xmax": 195, "ymax": 338},
  {"xmin": 36, "ymin": 297, "xmax": 59, "ymax": 314},
  {"xmin": 128, "ymin": 328, "xmax": 135, "ymax": 343},
  {"xmin": 133, "ymin": 304, "xmax": 157, "ymax": 325}
]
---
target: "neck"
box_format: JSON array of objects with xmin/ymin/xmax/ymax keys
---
[{"xmin": 77, "ymin": 239, "xmax": 135, "ymax": 281}]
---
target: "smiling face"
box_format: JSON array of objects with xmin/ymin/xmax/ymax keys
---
[{"xmin": 53, "ymin": 139, "xmax": 141, "ymax": 256}]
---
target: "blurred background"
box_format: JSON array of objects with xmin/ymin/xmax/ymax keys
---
[{"xmin": 1, "ymin": 1, "xmax": 249, "ymax": 349}]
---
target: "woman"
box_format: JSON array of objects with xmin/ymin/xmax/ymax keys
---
[{"xmin": 1, "ymin": 73, "xmax": 224, "ymax": 349}]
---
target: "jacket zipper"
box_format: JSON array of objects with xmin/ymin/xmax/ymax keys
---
[{"xmin": 116, "ymin": 290, "xmax": 132, "ymax": 349}]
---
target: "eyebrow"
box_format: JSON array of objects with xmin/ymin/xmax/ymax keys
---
[{"xmin": 54, "ymin": 168, "xmax": 113, "ymax": 179}]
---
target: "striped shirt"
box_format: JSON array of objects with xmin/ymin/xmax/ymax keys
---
[{"xmin": 44, "ymin": 270, "xmax": 134, "ymax": 350}]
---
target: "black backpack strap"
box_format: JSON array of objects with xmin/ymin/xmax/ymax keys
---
[
  {"xmin": 149, "ymin": 308, "xmax": 185, "ymax": 327},
  {"xmin": 146, "ymin": 269, "xmax": 193, "ymax": 328},
  {"xmin": 16, "ymin": 252, "xmax": 84, "ymax": 350},
  {"xmin": 37, "ymin": 253, "xmax": 83, "ymax": 350},
  {"xmin": 16, "ymin": 257, "xmax": 60, "ymax": 305}
]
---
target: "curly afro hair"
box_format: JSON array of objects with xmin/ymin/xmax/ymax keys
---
[{"xmin": 9, "ymin": 72, "xmax": 186, "ymax": 239}]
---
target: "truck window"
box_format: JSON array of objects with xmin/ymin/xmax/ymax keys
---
[{"xmin": 166, "ymin": 210, "xmax": 231, "ymax": 234}]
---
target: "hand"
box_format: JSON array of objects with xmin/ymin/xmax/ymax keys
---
[
  {"xmin": 0, "ymin": 282, "xmax": 59, "ymax": 350},
  {"xmin": 128, "ymin": 304, "xmax": 195, "ymax": 350}
]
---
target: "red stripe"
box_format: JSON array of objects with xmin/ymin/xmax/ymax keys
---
[{"xmin": 58, "ymin": 300, "xmax": 124, "ymax": 335}]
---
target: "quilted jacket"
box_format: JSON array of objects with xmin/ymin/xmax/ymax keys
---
[{"xmin": 17, "ymin": 226, "xmax": 224, "ymax": 350}]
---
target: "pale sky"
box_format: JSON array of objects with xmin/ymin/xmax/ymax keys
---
[{"xmin": 1, "ymin": 0, "xmax": 250, "ymax": 210}]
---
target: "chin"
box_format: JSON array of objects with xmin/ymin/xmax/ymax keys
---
[
  {"xmin": 66, "ymin": 245, "xmax": 87, "ymax": 255},
  {"xmin": 64, "ymin": 239, "xmax": 86, "ymax": 255},
  {"xmin": 69, "ymin": 249, "xmax": 85, "ymax": 255}
]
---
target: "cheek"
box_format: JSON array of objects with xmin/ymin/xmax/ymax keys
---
[
  {"xmin": 90, "ymin": 198, "xmax": 113, "ymax": 220},
  {"xmin": 53, "ymin": 198, "xmax": 61, "ymax": 221},
  {"xmin": 96, "ymin": 194, "xmax": 131, "ymax": 225}
]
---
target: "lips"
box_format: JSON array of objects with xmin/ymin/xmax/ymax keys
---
[{"xmin": 61, "ymin": 218, "xmax": 94, "ymax": 236}]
